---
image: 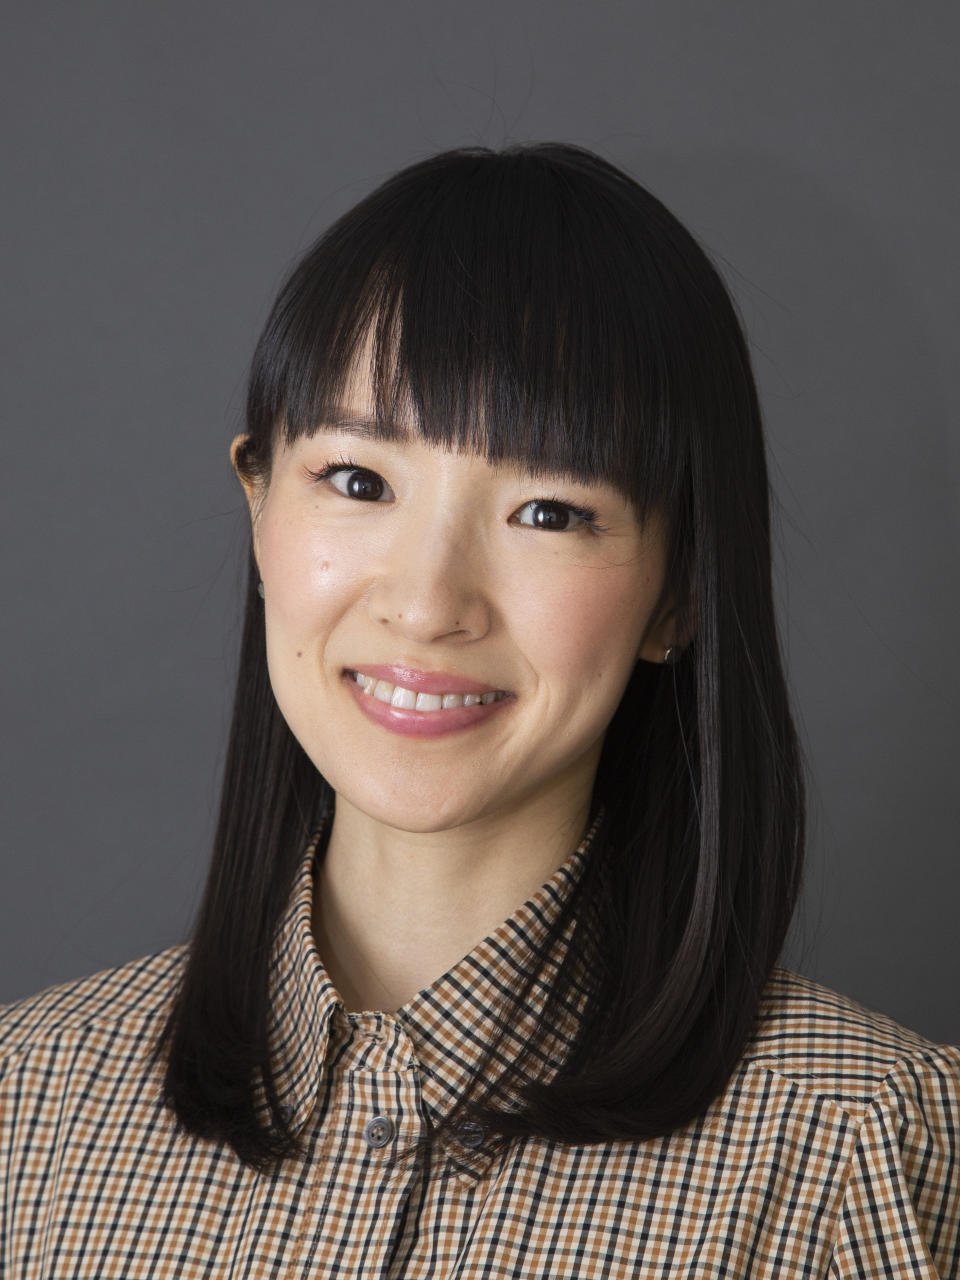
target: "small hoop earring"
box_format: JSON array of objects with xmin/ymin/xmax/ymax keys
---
[
  {"xmin": 663, "ymin": 646, "xmax": 682, "ymax": 665},
  {"xmin": 257, "ymin": 581, "xmax": 265, "ymax": 599}
]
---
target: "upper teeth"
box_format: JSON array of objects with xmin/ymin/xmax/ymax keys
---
[{"xmin": 351, "ymin": 670, "xmax": 505, "ymax": 710}]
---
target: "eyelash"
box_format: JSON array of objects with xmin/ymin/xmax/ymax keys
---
[{"xmin": 303, "ymin": 456, "xmax": 609, "ymax": 534}]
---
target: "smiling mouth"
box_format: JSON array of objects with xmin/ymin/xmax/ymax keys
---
[{"xmin": 346, "ymin": 669, "xmax": 511, "ymax": 711}]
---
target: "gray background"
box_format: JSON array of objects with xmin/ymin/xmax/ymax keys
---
[{"xmin": 2, "ymin": 2, "xmax": 957, "ymax": 1043}]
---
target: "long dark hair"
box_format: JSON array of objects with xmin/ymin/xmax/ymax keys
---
[{"xmin": 153, "ymin": 143, "xmax": 805, "ymax": 1171}]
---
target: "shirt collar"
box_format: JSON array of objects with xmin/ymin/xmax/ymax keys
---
[{"xmin": 264, "ymin": 806, "xmax": 604, "ymax": 1137}]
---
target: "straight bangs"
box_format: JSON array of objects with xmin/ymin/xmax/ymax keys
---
[{"xmin": 244, "ymin": 146, "xmax": 737, "ymax": 545}]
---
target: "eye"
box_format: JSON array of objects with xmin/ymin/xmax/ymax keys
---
[
  {"xmin": 332, "ymin": 467, "xmax": 389, "ymax": 501},
  {"xmin": 306, "ymin": 460, "xmax": 393, "ymax": 502},
  {"xmin": 513, "ymin": 499, "xmax": 602, "ymax": 533}
]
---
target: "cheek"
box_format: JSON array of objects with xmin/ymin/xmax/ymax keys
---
[
  {"xmin": 513, "ymin": 564, "xmax": 658, "ymax": 686},
  {"xmin": 259, "ymin": 514, "xmax": 365, "ymax": 632}
]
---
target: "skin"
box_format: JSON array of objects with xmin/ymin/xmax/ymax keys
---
[{"xmin": 232, "ymin": 367, "xmax": 682, "ymax": 1013}]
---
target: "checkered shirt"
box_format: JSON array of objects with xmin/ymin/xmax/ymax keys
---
[{"xmin": 2, "ymin": 816, "xmax": 958, "ymax": 1277}]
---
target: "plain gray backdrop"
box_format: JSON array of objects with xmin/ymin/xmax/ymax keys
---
[{"xmin": 2, "ymin": 1, "xmax": 958, "ymax": 1043}]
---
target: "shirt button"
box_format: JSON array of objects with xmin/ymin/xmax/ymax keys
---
[
  {"xmin": 458, "ymin": 1120, "xmax": 485, "ymax": 1149},
  {"xmin": 363, "ymin": 1116, "xmax": 395, "ymax": 1149}
]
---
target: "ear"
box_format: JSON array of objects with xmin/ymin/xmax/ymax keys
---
[
  {"xmin": 230, "ymin": 433, "xmax": 263, "ymax": 565},
  {"xmin": 230, "ymin": 434, "xmax": 258, "ymax": 507},
  {"xmin": 635, "ymin": 599, "xmax": 692, "ymax": 665}
]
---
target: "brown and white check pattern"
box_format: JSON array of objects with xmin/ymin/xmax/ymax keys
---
[{"xmin": 2, "ymin": 814, "xmax": 958, "ymax": 1277}]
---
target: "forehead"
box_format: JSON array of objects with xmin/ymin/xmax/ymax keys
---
[{"xmin": 286, "ymin": 330, "xmax": 601, "ymax": 485}]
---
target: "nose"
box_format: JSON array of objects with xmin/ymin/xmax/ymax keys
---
[{"xmin": 366, "ymin": 509, "xmax": 492, "ymax": 645}]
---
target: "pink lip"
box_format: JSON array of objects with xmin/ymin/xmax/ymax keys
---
[
  {"xmin": 344, "ymin": 664, "xmax": 508, "ymax": 696},
  {"xmin": 343, "ymin": 671, "xmax": 514, "ymax": 739}
]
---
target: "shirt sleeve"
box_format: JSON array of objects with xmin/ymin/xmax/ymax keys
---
[{"xmin": 828, "ymin": 1046, "xmax": 960, "ymax": 1279}]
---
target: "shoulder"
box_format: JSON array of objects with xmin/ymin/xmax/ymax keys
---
[
  {"xmin": 0, "ymin": 945, "xmax": 187, "ymax": 1071},
  {"xmin": 741, "ymin": 966, "xmax": 960, "ymax": 1108},
  {"xmin": 741, "ymin": 971, "xmax": 960, "ymax": 1276}
]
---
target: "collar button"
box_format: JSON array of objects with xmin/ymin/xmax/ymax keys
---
[{"xmin": 458, "ymin": 1120, "xmax": 485, "ymax": 1149}]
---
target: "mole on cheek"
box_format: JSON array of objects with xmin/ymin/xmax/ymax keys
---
[{"xmin": 296, "ymin": 651, "xmax": 303, "ymax": 658}]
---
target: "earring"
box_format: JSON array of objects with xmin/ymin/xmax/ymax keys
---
[
  {"xmin": 257, "ymin": 581, "xmax": 265, "ymax": 599},
  {"xmin": 663, "ymin": 646, "xmax": 682, "ymax": 665}
]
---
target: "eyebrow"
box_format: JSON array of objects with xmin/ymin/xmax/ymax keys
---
[{"xmin": 314, "ymin": 412, "xmax": 414, "ymax": 443}]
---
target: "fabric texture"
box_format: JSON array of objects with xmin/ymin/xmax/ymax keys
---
[{"xmin": 1, "ymin": 816, "xmax": 958, "ymax": 1278}]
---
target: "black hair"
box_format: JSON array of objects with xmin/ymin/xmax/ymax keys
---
[{"xmin": 153, "ymin": 143, "xmax": 804, "ymax": 1171}]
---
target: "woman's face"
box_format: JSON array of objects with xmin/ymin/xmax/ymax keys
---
[{"xmin": 234, "ymin": 373, "xmax": 678, "ymax": 837}]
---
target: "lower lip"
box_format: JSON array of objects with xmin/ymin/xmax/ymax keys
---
[{"xmin": 343, "ymin": 672, "xmax": 514, "ymax": 739}]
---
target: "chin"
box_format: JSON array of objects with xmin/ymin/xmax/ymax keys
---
[
  {"xmin": 382, "ymin": 797, "xmax": 489, "ymax": 836},
  {"xmin": 333, "ymin": 775, "xmax": 501, "ymax": 835}
]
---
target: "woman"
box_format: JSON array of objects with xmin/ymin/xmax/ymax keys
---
[{"xmin": 1, "ymin": 144, "xmax": 957, "ymax": 1278}]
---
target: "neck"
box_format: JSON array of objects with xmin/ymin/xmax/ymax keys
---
[{"xmin": 312, "ymin": 775, "xmax": 595, "ymax": 1014}]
